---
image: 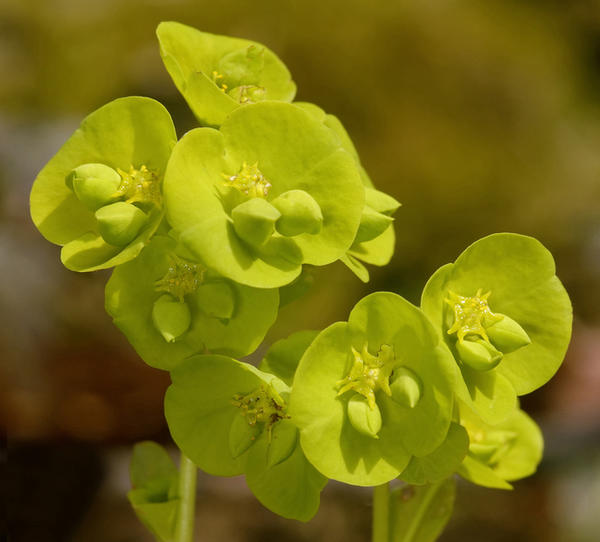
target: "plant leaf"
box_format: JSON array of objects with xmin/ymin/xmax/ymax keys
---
[{"xmin": 390, "ymin": 478, "xmax": 457, "ymax": 542}]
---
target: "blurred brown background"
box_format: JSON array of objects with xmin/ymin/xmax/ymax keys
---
[{"xmin": 2, "ymin": 0, "xmax": 600, "ymax": 540}]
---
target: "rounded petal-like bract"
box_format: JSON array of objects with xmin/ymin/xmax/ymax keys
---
[
  {"xmin": 163, "ymin": 102, "xmax": 365, "ymax": 288},
  {"xmin": 289, "ymin": 293, "xmax": 457, "ymax": 486},
  {"xmin": 105, "ymin": 236, "xmax": 278, "ymax": 370},
  {"xmin": 421, "ymin": 233, "xmax": 572, "ymax": 423},
  {"xmin": 30, "ymin": 97, "xmax": 176, "ymax": 272},
  {"xmin": 156, "ymin": 22, "xmax": 296, "ymax": 126}
]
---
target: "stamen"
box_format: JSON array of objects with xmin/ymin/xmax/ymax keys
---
[
  {"xmin": 155, "ymin": 254, "xmax": 205, "ymax": 301},
  {"xmin": 114, "ymin": 165, "xmax": 161, "ymax": 207},
  {"xmin": 336, "ymin": 344, "xmax": 396, "ymax": 409},
  {"xmin": 445, "ymin": 289, "xmax": 502, "ymax": 343},
  {"xmin": 222, "ymin": 162, "xmax": 272, "ymax": 198}
]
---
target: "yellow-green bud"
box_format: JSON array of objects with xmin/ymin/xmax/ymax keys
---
[
  {"xmin": 456, "ymin": 338, "xmax": 503, "ymax": 371},
  {"xmin": 231, "ymin": 198, "xmax": 281, "ymax": 247},
  {"xmin": 95, "ymin": 201, "xmax": 148, "ymax": 246},
  {"xmin": 151, "ymin": 295, "xmax": 192, "ymax": 343},
  {"xmin": 267, "ymin": 419, "xmax": 298, "ymax": 467},
  {"xmin": 347, "ymin": 395, "xmax": 382, "ymax": 439},
  {"xmin": 486, "ymin": 314, "xmax": 531, "ymax": 354},
  {"xmin": 468, "ymin": 442, "xmax": 498, "ymax": 463},
  {"xmin": 68, "ymin": 163, "xmax": 121, "ymax": 211},
  {"xmin": 355, "ymin": 206, "xmax": 394, "ymax": 243},
  {"xmin": 364, "ymin": 187, "xmax": 401, "ymax": 215},
  {"xmin": 229, "ymin": 411, "xmax": 262, "ymax": 458},
  {"xmin": 195, "ymin": 281, "xmax": 235, "ymax": 320},
  {"xmin": 390, "ymin": 367, "xmax": 422, "ymax": 408},
  {"xmin": 272, "ymin": 189, "xmax": 323, "ymax": 237}
]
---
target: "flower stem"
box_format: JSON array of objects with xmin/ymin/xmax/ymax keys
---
[
  {"xmin": 372, "ymin": 482, "xmax": 390, "ymax": 542},
  {"xmin": 175, "ymin": 453, "xmax": 197, "ymax": 542}
]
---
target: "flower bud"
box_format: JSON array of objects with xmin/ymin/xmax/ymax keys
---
[
  {"xmin": 364, "ymin": 187, "xmax": 401, "ymax": 216},
  {"xmin": 347, "ymin": 395, "xmax": 382, "ymax": 439},
  {"xmin": 152, "ymin": 295, "xmax": 192, "ymax": 343},
  {"xmin": 456, "ymin": 338, "xmax": 503, "ymax": 371},
  {"xmin": 195, "ymin": 281, "xmax": 235, "ymax": 320},
  {"xmin": 95, "ymin": 201, "xmax": 148, "ymax": 246},
  {"xmin": 390, "ymin": 367, "xmax": 422, "ymax": 408},
  {"xmin": 272, "ymin": 189, "xmax": 323, "ymax": 237},
  {"xmin": 267, "ymin": 419, "xmax": 298, "ymax": 467},
  {"xmin": 231, "ymin": 198, "xmax": 281, "ymax": 247},
  {"xmin": 229, "ymin": 411, "xmax": 262, "ymax": 458},
  {"xmin": 68, "ymin": 163, "xmax": 121, "ymax": 211},
  {"xmin": 354, "ymin": 206, "xmax": 394, "ymax": 243},
  {"xmin": 486, "ymin": 314, "xmax": 531, "ymax": 354}
]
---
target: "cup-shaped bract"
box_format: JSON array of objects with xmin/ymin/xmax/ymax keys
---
[
  {"xmin": 30, "ymin": 97, "xmax": 176, "ymax": 272},
  {"xmin": 164, "ymin": 355, "xmax": 327, "ymax": 521},
  {"xmin": 156, "ymin": 22, "xmax": 296, "ymax": 127},
  {"xmin": 163, "ymin": 102, "xmax": 365, "ymax": 288},
  {"xmin": 457, "ymin": 403, "xmax": 543, "ymax": 489},
  {"xmin": 105, "ymin": 236, "xmax": 278, "ymax": 371},
  {"xmin": 421, "ymin": 233, "xmax": 572, "ymax": 424},
  {"xmin": 289, "ymin": 292, "xmax": 457, "ymax": 486},
  {"xmin": 294, "ymin": 102, "xmax": 400, "ymax": 282}
]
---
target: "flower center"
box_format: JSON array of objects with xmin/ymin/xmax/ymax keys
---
[
  {"xmin": 445, "ymin": 289, "xmax": 502, "ymax": 343},
  {"xmin": 232, "ymin": 384, "xmax": 288, "ymax": 428},
  {"xmin": 223, "ymin": 162, "xmax": 271, "ymax": 198},
  {"xmin": 155, "ymin": 254, "xmax": 205, "ymax": 301},
  {"xmin": 115, "ymin": 165, "xmax": 161, "ymax": 207},
  {"xmin": 336, "ymin": 344, "xmax": 396, "ymax": 409}
]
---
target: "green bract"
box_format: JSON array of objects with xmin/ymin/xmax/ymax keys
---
[
  {"xmin": 128, "ymin": 441, "xmax": 179, "ymax": 542},
  {"xmin": 399, "ymin": 422, "xmax": 469, "ymax": 486},
  {"xmin": 289, "ymin": 292, "xmax": 457, "ymax": 486},
  {"xmin": 163, "ymin": 102, "xmax": 365, "ymax": 288},
  {"xmin": 157, "ymin": 22, "xmax": 296, "ymax": 126},
  {"xmin": 30, "ymin": 97, "xmax": 176, "ymax": 272},
  {"xmin": 421, "ymin": 233, "xmax": 572, "ymax": 424},
  {"xmin": 164, "ymin": 355, "xmax": 327, "ymax": 521},
  {"xmin": 105, "ymin": 235, "xmax": 278, "ymax": 370},
  {"xmin": 295, "ymin": 102, "xmax": 400, "ymax": 282},
  {"xmin": 259, "ymin": 329, "xmax": 319, "ymax": 386},
  {"xmin": 457, "ymin": 402, "xmax": 544, "ymax": 490}
]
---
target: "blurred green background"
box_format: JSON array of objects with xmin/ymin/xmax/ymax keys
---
[{"xmin": 3, "ymin": 0, "xmax": 600, "ymax": 540}]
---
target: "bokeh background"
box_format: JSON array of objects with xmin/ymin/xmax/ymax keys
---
[{"xmin": 3, "ymin": 0, "xmax": 600, "ymax": 540}]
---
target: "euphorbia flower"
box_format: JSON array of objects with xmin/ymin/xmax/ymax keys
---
[
  {"xmin": 421, "ymin": 233, "xmax": 572, "ymax": 424},
  {"xmin": 164, "ymin": 355, "xmax": 326, "ymax": 521},
  {"xmin": 289, "ymin": 292, "xmax": 457, "ymax": 486},
  {"xmin": 30, "ymin": 97, "xmax": 176, "ymax": 272},
  {"xmin": 163, "ymin": 101, "xmax": 365, "ymax": 288},
  {"xmin": 456, "ymin": 401, "xmax": 543, "ymax": 489},
  {"xmin": 294, "ymin": 102, "xmax": 400, "ymax": 282},
  {"xmin": 157, "ymin": 22, "xmax": 296, "ymax": 126},
  {"xmin": 105, "ymin": 235, "xmax": 279, "ymax": 370}
]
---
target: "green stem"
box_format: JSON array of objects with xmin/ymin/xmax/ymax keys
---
[
  {"xmin": 372, "ymin": 482, "xmax": 390, "ymax": 542},
  {"xmin": 175, "ymin": 453, "xmax": 197, "ymax": 542}
]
